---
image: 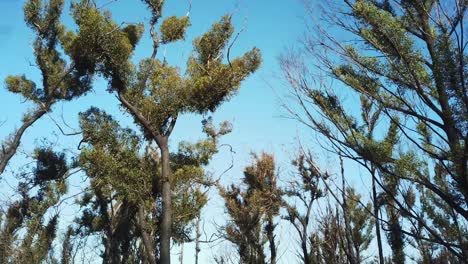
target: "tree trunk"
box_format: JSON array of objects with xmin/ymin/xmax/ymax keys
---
[
  {"xmin": 103, "ymin": 237, "xmax": 120, "ymax": 264},
  {"xmin": 195, "ymin": 216, "xmax": 201, "ymax": 264},
  {"xmin": 340, "ymin": 156, "xmax": 357, "ymax": 264},
  {"xmin": 179, "ymin": 243, "xmax": 184, "ymax": 264},
  {"xmin": 371, "ymin": 168, "xmax": 385, "ymax": 264},
  {"xmin": 61, "ymin": 228, "xmax": 73, "ymax": 264},
  {"xmin": 300, "ymin": 227, "xmax": 310, "ymax": 264},
  {"xmin": 138, "ymin": 206, "xmax": 157, "ymax": 264},
  {"xmin": 266, "ymin": 216, "xmax": 276, "ymax": 264},
  {"xmin": 159, "ymin": 143, "xmax": 172, "ymax": 264}
]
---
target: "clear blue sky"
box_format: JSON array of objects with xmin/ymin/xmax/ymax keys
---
[
  {"xmin": 0, "ymin": 0, "xmax": 376, "ymax": 263},
  {"xmin": 0, "ymin": 0, "xmax": 309, "ymax": 167}
]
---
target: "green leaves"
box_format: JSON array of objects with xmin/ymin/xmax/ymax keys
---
[
  {"xmin": 219, "ymin": 153, "xmax": 281, "ymax": 263},
  {"xmin": 186, "ymin": 46, "xmax": 261, "ymax": 113},
  {"xmin": 160, "ymin": 16, "xmax": 190, "ymax": 43},
  {"xmin": 122, "ymin": 23, "xmax": 145, "ymax": 48},
  {"xmin": 184, "ymin": 16, "xmax": 261, "ymax": 112},
  {"xmin": 193, "ymin": 15, "xmax": 234, "ymax": 65},
  {"xmin": 68, "ymin": 1, "xmax": 138, "ymax": 88},
  {"xmin": 78, "ymin": 108, "xmax": 149, "ymax": 202},
  {"xmin": 79, "ymin": 107, "xmax": 123, "ymax": 147},
  {"xmin": 76, "ymin": 107, "xmax": 219, "ymax": 247},
  {"xmin": 344, "ymin": 188, "xmax": 375, "ymax": 254},
  {"xmin": 0, "ymin": 145, "xmax": 68, "ymax": 263},
  {"xmin": 353, "ymin": 0, "xmax": 429, "ymax": 86},
  {"xmin": 142, "ymin": 0, "xmax": 164, "ymax": 23},
  {"xmin": 23, "ymin": 0, "xmax": 42, "ymax": 28},
  {"xmin": 24, "ymin": 0, "xmax": 64, "ymax": 44},
  {"xmin": 5, "ymin": 0, "xmax": 96, "ymax": 104},
  {"xmin": 33, "ymin": 148, "xmax": 68, "ymax": 184},
  {"xmin": 125, "ymin": 59, "xmax": 187, "ymax": 135},
  {"xmin": 5, "ymin": 75, "xmax": 40, "ymax": 101}
]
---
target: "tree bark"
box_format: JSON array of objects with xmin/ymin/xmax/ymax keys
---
[
  {"xmin": 266, "ymin": 216, "xmax": 276, "ymax": 264},
  {"xmin": 179, "ymin": 242, "xmax": 183, "ymax": 264},
  {"xmin": 340, "ymin": 156, "xmax": 357, "ymax": 264},
  {"xmin": 138, "ymin": 206, "xmax": 157, "ymax": 264},
  {"xmin": 195, "ymin": 216, "xmax": 201, "ymax": 264},
  {"xmin": 371, "ymin": 167, "xmax": 385, "ymax": 264},
  {"xmin": 159, "ymin": 142, "xmax": 172, "ymax": 264},
  {"xmin": 301, "ymin": 234, "xmax": 310, "ymax": 264}
]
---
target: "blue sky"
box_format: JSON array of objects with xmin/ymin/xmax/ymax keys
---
[
  {"xmin": 0, "ymin": 0, "xmax": 310, "ymax": 166},
  {"xmin": 0, "ymin": 0, "xmax": 379, "ymax": 262}
]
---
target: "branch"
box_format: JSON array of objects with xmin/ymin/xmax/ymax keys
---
[
  {"xmin": 48, "ymin": 113, "xmax": 82, "ymax": 136},
  {"xmin": 0, "ymin": 105, "xmax": 50, "ymax": 176},
  {"xmin": 227, "ymin": 19, "xmax": 246, "ymax": 67}
]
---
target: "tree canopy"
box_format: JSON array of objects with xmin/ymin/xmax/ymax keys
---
[{"xmin": 0, "ymin": 0, "xmax": 466, "ymax": 263}]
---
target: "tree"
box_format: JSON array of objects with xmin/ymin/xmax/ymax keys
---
[
  {"xmin": 303, "ymin": 192, "xmax": 373, "ymax": 264},
  {"xmin": 283, "ymin": 151, "xmax": 327, "ymax": 264},
  {"xmin": 219, "ymin": 152, "xmax": 282, "ymax": 264},
  {"xmin": 284, "ymin": 151, "xmax": 374, "ymax": 264},
  {"xmin": 75, "ymin": 109, "xmax": 228, "ymax": 263},
  {"xmin": 67, "ymin": 1, "xmax": 261, "ymax": 262},
  {"xmin": 281, "ymin": 0, "xmax": 467, "ymax": 261},
  {"xmin": 75, "ymin": 108, "xmax": 153, "ymax": 263},
  {"xmin": 339, "ymin": 188, "xmax": 375, "ymax": 263},
  {"xmin": 1, "ymin": 0, "xmax": 94, "ymax": 176},
  {"xmin": 0, "ymin": 148, "xmax": 70, "ymax": 263}
]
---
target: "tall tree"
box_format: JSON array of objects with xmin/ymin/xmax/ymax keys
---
[
  {"xmin": 68, "ymin": 1, "xmax": 261, "ymax": 262},
  {"xmin": 339, "ymin": 187, "xmax": 375, "ymax": 263},
  {"xmin": 281, "ymin": 0, "xmax": 467, "ymax": 261},
  {"xmin": 284, "ymin": 151, "xmax": 374, "ymax": 264},
  {"xmin": 0, "ymin": 148, "xmax": 70, "ymax": 263},
  {"xmin": 1, "ymin": 0, "xmax": 94, "ymax": 176},
  {"xmin": 283, "ymin": 151, "xmax": 327, "ymax": 264},
  {"xmin": 305, "ymin": 190, "xmax": 373, "ymax": 264},
  {"xmin": 219, "ymin": 152, "xmax": 282, "ymax": 264},
  {"xmin": 75, "ymin": 109, "xmax": 228, "ymax": 263}
]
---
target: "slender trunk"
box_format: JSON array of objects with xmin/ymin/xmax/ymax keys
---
[
  {"xmin": 195, "ymin": 216, "xmax": 201, "ymax": 264},
  {"xmin": 103, "ymin": 237, "xmax": 120, "ymax": 264},
  {"xmin": 140, "ymin": 243, "xmax": 150, "ymax": 264},
  {"xmin": 160, "ymin": 143, "xmax": 172, "ymax": 264},
  {"xmin": 95, "ymin": 189, "xmax": 119, "ymax": 264},
  {"xmin": 179, "ymin": 243, "xmax": 184, "ymax": 264},
  {"xmin": 340, "ymin": 156, "xmax": 357, "ymax": 264},
  {"xmin": 266, "ymin": 216, "xmax": 276, "ymax": 264},
  {"xmin": 388, "ymin": 209, "xmax": 405, "ymax": 264},
  {"xmin": 371, "ymin": 167, "xmax": 385, "ymax": 264},
  {"xmin": 301, "ymin": 231, "xmax": 310, "ymax": 264},
  {"xmin": 254, "ymin": 242, "xmax": 266, "ymax": 264},
  {"xmin": 61, "ymin": 228, "xmax": 73, "ymax": 264},
  {"xmin": 138, "ymin": 206, "xmax": 157, "ymax": 264}
]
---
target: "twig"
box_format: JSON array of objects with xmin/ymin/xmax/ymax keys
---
[
  {"xmin": 186, "ymin": 0, "xmax": 192, "ymax": 17},
  {"xmin": 215, "ymin": 144, "xmax": 236, "ymax": 183},
  {"xmin": 227, "ymin": 20, "xmax": 246, "ymax": 67},
  {"xmin": 98, "ymin": 0, "xmax": 118, "ymax": 10},
  {"xmin": 48, "ymin": 113, "xmax": 82, "ymax": 136}
]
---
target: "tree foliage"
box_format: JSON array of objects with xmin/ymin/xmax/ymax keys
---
[
  {"xmin": 219, "ymin": 153, "xmax": 282, "ymax": 264},
  {"xmin": 0, "ymin": 148, "xmax": 69, "ymax": 263},
  {"xmin": 281, "ymin": 0, "xmax": 467, "ymax": 262}
]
